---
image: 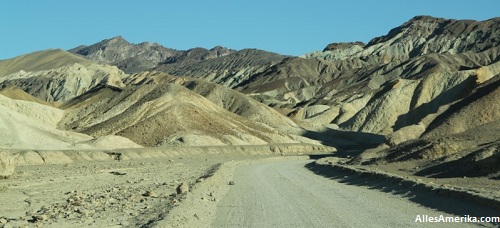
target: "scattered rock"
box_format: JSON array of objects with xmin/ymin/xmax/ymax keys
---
[
  {"xmin": 109, "ymin": 171, "xmax": 126, "ymax": 176},
  {"xmin": 0, "ymin": 218, "xmax": 7, "ymax": 224},
  {"xmin": 228, "ymin": 181, "xmax": 235, "ymax": 185},
  {"xmin": 35, "ymin": 214, "xmax": 48, "ymax": 222},
  {"xmin": 176, "ymin": 182, "xmax": 189, "ymax": 194},
  {"xmin": 143, "ymin": 190, "xmax": 158, "ymax": 198},
  {"xmin": 119, "ymin": 220, "xmax": 130, "ymax": 226}
]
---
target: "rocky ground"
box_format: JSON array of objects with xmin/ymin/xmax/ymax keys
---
[
  {"xmin": 0, "ymin": 156, "xmax": 225, "ymax": 228},
  {"xmin": 0, "ymin": 143, "xmax": 333, "ymax": 228},
  {"xmin": 1, "ymin": 150, "xmax": 499, "ymax": 228}
]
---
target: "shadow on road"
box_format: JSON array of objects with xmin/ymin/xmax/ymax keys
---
[{"xmin": 305, "ymin": 162, "xmax": 500, "ymax": 225}]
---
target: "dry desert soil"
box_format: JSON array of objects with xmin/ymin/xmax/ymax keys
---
[{"xmin": 1, "ymin": 151, "xmax": 499, "ymax": 228}]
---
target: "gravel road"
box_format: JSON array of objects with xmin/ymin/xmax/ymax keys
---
[{"xmin": 212, "ymin": 159, "xmax": 498, "ymax": 227}]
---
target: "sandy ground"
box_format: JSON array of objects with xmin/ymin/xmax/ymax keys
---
[
  {"xmin": 156, "ymin": 157, "xmax": 500, "ymax": 228},
  {"xmin": 0, "ymin": 157, "xmax": 225, "ymax": 227},
  {"xmin": 211, "ymin": 159, "xmax": 498, "ymax": 228},
  {"xmin": 1, "ymin": 154, "xmax": 499, "ymax": 228}
]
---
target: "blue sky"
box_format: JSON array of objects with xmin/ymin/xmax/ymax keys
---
[{"xmin": 0, "ymin": 0, "xmax": 498, "ymax": 59}]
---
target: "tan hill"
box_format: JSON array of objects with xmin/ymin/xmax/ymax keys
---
[
  {"xmin": 0, "ymin": 93, "xmax": 141, "ymax": 150},
  {"xmin": 58, "ymin": 72, "xmax": 317, "ymax": 147},
  {"xmin": 0, "ymin": 49, "xmax": 88, "ymax": 78},
  {"xmin": 0, "ymin": 85, "xmax": 52, "ymax": 106},
  {"xmin": 140, "ymin": 72, "xmax": 301, "ymax": 133},
  {"xmin": 0, "ymin": 49, "xmax": 127, "ymax": 102}
]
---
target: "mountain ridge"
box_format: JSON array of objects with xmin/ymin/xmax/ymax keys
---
[
  {"xmin": 0, "ymin": 15, "xmax": 498, "ymax": 179},
  {"xmin": 69, "ymin": 36, "xmax": 236, "ymax": 73}
]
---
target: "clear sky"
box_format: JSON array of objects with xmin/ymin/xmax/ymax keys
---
[{"xmin": 0, "ymin": 0, "xmax": 498, "ymax": 60}]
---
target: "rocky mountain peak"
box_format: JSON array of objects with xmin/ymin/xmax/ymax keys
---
[
  {"xmin": 105, "ymin": 36, "xmax": 129, "ymax": 45},
  {"xmin": 305, "ymin": 16, "xmax": 499, "ymax": 64},
  {"xmin": 323, "ymin": 42, "xmax": 365, "ymax": 52},
  {"xmin": 210, "ymin": 46, "xmax": 236, "ymax": 57},
  {"xmin": 367, "ymin": 15, "xmax": 499, "ymax": 49},
  {"xmin": 405, "ymin": 15, "xmax": 447, "ymax": 24},
  {"xmin": 69, "ymin": 37, "xmax": 238, "ymax": 73},
  {"xmin": 69, "ymin": 36, "xmax": 182, "ymax": 73}
]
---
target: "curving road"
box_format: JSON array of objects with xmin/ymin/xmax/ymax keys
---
[{"xmin": 212, "ymin": 159, "xmax": 497, "ymax": 228}]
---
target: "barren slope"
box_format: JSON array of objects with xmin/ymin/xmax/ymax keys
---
[
  {"xmin": 155, "ymin": 49, "xmax": 287, "ymax": 88},
  {"xmin": 0, "ymin": 49, "xmax": 88, "ymax": 78},
  {"xmin": 0, "ymin": 94, "xmax": 141, "ymax": 150},
  {"xmin": 59, "ymin": 76, "xmax": 312, "ymax": 147},
  {"xmin": 351, "ymin": 76, "xmax": 500, "ymax": 179},
  {"xmin": 235, "ymin": 16, "xmax": 500, "ymax": 138},
  {"xmin": 0, "ymin": 49, "xmax": 127, "ymax": 102}
]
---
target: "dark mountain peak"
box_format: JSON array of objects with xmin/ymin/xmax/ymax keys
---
[
  {"xmin": 161, "ymin": 46, "xmax": 236, "ymax": 64},
  {"xmin": 405, "ymin": 15, "xmax": 447, "ymax": 24},
  {"xmin": 69, "ymin": 36, "xmax": 182, "ymax": 73},
  {"xmin": 108, "ymin": 35, "xmax": 127, "ymax": 42},
  {"xmin": 98, "ymin": 36, "xmax": 131, "ymax": 48},
  {"xmin": 69, "ymin": 37, "xmax": 241, "ymax": 73},
  {"xmin": 323, "ymin": 42, "xmax": 365, "ymax": 52},
  {"xmin": 210, "ymin": 46, "xmax": 236, "ymax": 57}
]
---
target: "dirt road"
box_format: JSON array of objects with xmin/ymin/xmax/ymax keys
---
[{"xmin": 212, "ymin": 159, "xmax": 498, "ymax": 227}]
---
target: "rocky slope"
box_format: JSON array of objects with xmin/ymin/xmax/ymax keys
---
[
  {"xmin": 70, "ymin": 36, "xmax": 235, "ymax": 73},
  {"xmin": 154, "ymin": 49, "xmax": 287, "ymax": 88},
  {"xmin": 70, "ymin": 36, "xmax": 284, "ymax": 89},
  {"xmin": 237, "ymin": 16, "xmax": 500, "ymax": 137},
  {"xmin": 58, "ymin": 71, "xmax": 314, "ymax": 147}
]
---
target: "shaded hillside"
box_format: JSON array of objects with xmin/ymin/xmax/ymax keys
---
[
  {"xmin": 125, "ymin": 72, "xmax": 301, "ymax": 134},
  {"xmin": 350, "ymin": 73, "xmax": 500, "ymax": 179},
  {"xmin": 59, "ymin": 77, "xmax": 315, "ymax": 147},
  {"xmin": 235, "ymin": 16, "xmax": 500, "ymax": 136},
  {"xmin": 154, "ymin": 49, "xmax": 287, "ymax": 88}
]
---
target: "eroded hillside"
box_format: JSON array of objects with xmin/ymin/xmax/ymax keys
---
[{"xmin": 0, "ymin": 15, "xmax": 498, "ymax": 179}]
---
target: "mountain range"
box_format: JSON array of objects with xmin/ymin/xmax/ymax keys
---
[{"xmin": 0, "ymin": 15, "xmax": 498, "ymax": 178}]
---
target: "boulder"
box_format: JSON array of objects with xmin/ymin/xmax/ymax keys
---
[{"xmin": 176, "ymin": 182, "xmax": 189, "ymax": 194}]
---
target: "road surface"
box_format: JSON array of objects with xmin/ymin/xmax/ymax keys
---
[{"xmin": 212, "ymin": 159, "xmax": 497, "ymax": 227}]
